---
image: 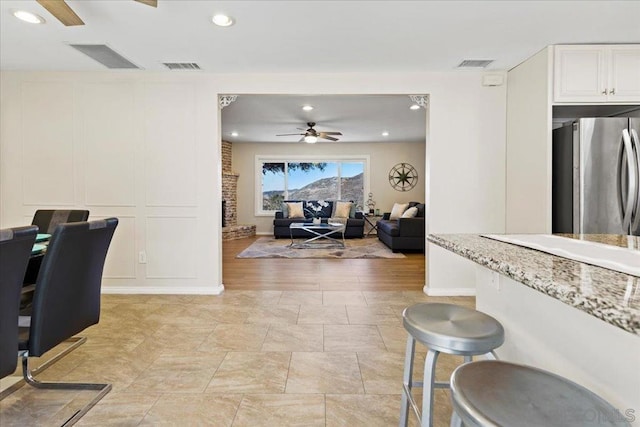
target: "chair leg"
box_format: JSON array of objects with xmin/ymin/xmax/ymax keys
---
[
  {"xmin": 0, "ymin": 336, "xmax": 86, "ymax": 400},
  {"xmin": 400, "ymin": 335, "xmax": 417, "ymax": 427},
  {"xmin": 22, "ymin": 355, "xmax": 111, "ymax": 426},
  {"xmin": 421, "ymin": 349, "xmax": 440, "ymax": 427}
]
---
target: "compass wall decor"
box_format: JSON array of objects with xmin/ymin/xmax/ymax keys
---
[{"xmin": 388, "ymin": 163, "xmax": 418, "ymax": 191}]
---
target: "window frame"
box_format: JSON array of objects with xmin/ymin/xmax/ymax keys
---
[{"xmin": 255, "ymin": 154, "xmax": 370, "ymax": 216}]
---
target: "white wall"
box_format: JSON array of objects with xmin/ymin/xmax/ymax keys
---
[
  {"xmin": 232, "ymin": 141, "xmax": 425, "ymax": 234},
  {"xmin": 1, "ymin": 70, "xmax": 507, "ymax": 295},
  {"xmin": 0, "ymin": 72, "xmax": 222, "ymax": 294},
  {"xmin": 505, "ymin": 47, "xmax": 553, "ymax": 233},
  {"xmin": 425, "ymin": 74, "xmax": 507, "ymax": 295}
]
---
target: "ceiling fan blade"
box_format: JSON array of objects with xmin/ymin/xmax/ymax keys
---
[
  {"xmin": 135, "ymin": 0, "xmax": 158, "ymax": 7},
  {"xmin": 276, "ymin": 133, "xmax": 304, "ymax": 136},
  {"xmin": 298, "ymin": 136, "xmax": 306, "ymax": 143},
  {"xmin": 37, "ymin": 0, "xmax": 84, "ymax": 26},
  {"xmin": 321, "ymin": 136, "xmax": 339, "ymax": 142},
  {"xmin": 319, "ymin": 131, "xmax": 342, "ymax": 136}
]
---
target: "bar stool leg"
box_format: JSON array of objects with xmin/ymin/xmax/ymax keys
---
[
  {"xmin": 421, "ymin": 349, "xmax": 440, "ymax": 427},
  {"xmin": 485, "ymin": 351, "xmax": 498, "ymax": 360},
  {"xmin": 450, "ymin": 410, "xmax": 463, "ymax": 427},
  {"xmin": 400, "ymin": 335, "xmax": 417, "ymax": 427}
]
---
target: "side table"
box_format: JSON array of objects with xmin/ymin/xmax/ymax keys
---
[{"xmin": 363, "ymin": 214, "xmax": 383, "ymax": 237}]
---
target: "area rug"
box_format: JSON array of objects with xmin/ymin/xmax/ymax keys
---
[{"xmin": 237, "ymin": 237, "xmax": 406, "ymax": 259}]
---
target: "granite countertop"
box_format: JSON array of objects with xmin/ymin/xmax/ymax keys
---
[{"xmin": 428, "ymin": 234, "xmax": 640, "ymax": 336}]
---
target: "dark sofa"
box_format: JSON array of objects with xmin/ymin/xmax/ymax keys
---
[
  {"xmin": 273, "ymin": 200, "xmax": 365, "ymax": 238},
  {"xmin": 376, "ymin": 202, "xmax": 425, "ymax": 252}
]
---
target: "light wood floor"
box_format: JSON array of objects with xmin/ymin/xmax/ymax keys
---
[{"xmin": 223, "ymin": 236, "xmax": 426, "ymax": 291}]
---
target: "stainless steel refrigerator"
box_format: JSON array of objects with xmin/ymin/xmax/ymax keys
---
[{"xmin": 552, "ymin": 117, "xmax": 640, "ymax": 236}]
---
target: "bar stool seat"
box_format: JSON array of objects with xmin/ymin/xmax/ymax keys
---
[
  {"xmin": 400, "ymin": 303, "xmax": 504, "ymax": 427},
  {"xmin": 403, "ymin": 303, "xmax": 504, "ymax": 355},
  {"xmin": 450, "ymin": 360, "xmax": 631, "ymax": 427}
]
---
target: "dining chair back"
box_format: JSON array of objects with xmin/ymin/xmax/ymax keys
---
[
  {"xmin": 0, "ymin": 226, "xmax": 38, "ymax": 379},
  {"xmin": 23, "ymin": 209, "xmax": 91, "ymax": 287},
  {"xmin": 21, "ymin": 218, "xmax": 118, "ymax": 357},
  {"xmin": 31, "ymin": 209, "xmax": 90, "ymax": 234}
]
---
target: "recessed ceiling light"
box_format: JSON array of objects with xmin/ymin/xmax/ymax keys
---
[
  {"xmin": 12, "ymin": 10, "xmax": 45, "ymax": 24},
  {"xmin": 409, "ymin": 104, "xmax": 420, "ymax": 110},
  {"xmin": 302, "ymin": 105, "xmax": 314, "ymax": 111},
  {"xmin": 231, "ymin": 132, "xmax": 239, "ymax": 137},
  {"xmin": 382, "ymin": 131, "xmax": 389, "ymax": 137},
  {"xmin": 212, "ymin": 14, "xmax": 234, "ymax": 27}
]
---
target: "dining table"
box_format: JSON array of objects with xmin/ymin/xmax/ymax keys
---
[{"xmin": 31, "ymin": 233, "xmax": 50, "ymax": 256}]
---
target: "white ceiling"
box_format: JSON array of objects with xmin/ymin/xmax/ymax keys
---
[
  {"xmin": 1, "ymin": 1, "xmax": 639, "ymax": 73},
  {"xmin": 2, "ymin": 1, "xmax": 638, "ymax": 144},
  {"xmin": 221, "ymin": 94, "xmax": 427, "ymax": 144}
]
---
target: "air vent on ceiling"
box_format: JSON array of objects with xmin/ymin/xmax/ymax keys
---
[
  {"xmin": 163, "ymin": 62, "xmax": 201, "ymax": 70},
  {"xmin": 69, "ymin": 44, "xmax": 140, "ymax": 69},
  {"xmin": 457, "ymin": 59, "xmax": 494, "ymax": 68}
]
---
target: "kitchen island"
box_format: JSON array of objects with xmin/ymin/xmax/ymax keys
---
[{"xmin": 428, "ymin": 234, "xmax": 639, "ymax": 425}]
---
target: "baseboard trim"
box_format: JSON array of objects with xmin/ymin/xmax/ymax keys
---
[
  {"xmin": 102, "ymin": 284, "xmax": 225, "ymax": 295},
  {"xmin": 423, "ymin": 285, "xmax": 476, "ymax": 296},
  {"xmin": 256, "ymin": 231, "xmax": 271, "ymax": 236}
]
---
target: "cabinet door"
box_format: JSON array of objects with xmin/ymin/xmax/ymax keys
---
[
  {"xmin": 554, "ymin": 45, "xmax": 607, "ymax": 103},
  {"xmin": 609, "ymin": 46, "xmax": 640, "ymax": 102}
]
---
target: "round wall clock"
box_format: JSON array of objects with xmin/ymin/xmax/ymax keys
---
[{"xmin": 388, "ymin": 163, "xmax": 418, "ymax": 191}]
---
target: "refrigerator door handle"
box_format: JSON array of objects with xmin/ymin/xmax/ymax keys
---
[
  {"xmin": 630, "ymin": 129, "xmax": 640, "ymax": 232},
  {"xmin": 620, "ymin": 129, "xmax": 637, "ymax": 232}
]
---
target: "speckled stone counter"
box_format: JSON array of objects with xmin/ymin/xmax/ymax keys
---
[{"xmin": 428, "ymin": 234, "xmax": 640, "ymax": 336}]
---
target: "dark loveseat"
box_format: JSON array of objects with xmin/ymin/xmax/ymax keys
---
[
  {"xmin": 273, "ymin": 200, "xmax": 365, "ymax": 238},
  {"xmin": 376, "ymin": 202, "xmax": 425, "ymax": 252}
]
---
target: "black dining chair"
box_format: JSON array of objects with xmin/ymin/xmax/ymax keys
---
[
  {"xmin": 0, "ymin": 226, "xmax": 38, "ymax": 380},
  {"xmin": 22, "ymin": 209, "xmax": 91, "ymax": 305},
  {"xmin": 15, "ymin": 218, "xmax": 118, "ymax": 425}
]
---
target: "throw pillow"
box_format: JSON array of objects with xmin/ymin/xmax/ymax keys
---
[
  {"xmin": 402, "ymin": 206, "xmax": 418, "ymax": 218},
  {"xmin": 334, "ymin": 201, "xmax": 352, "ymax": 218},
  {"xmin": 389, "ymin": 203, "xmax": 409, "ymax": 220},
  {"xmin": 331, "ymin": 200, "xmax": 357, "ymax": 218},
  {"xmin": 281, "ymin": 203, "xmax": 290, "ymax": 218},
  {"xmin": 287, "ymin": 202, "xmax": 305, "ymax": 218}
]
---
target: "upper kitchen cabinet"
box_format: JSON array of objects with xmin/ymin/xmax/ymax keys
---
[{"xmin": 553, "ymin": 45, "xmax": 640, "ymax": 104}]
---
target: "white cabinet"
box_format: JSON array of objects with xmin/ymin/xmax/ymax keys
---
[{"xmin": 554, "ymin": 45, "xmax": 640, "ymax": 103}]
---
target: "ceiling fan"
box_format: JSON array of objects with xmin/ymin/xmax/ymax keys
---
[
  {"xmin": 36, "ymin": 0, "xmax": 157, "ymax": 26},
  {"xmin": 276, "ymin": 122, "xmax": 343, "ymax": 143}
]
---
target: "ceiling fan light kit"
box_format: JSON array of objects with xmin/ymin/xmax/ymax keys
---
[
  {"xmin": 304, "ymin": 135, "xmax": 318, "ymax": 144},
  {"xmin": 276, "ymin": 122, "xmax": 343, "ymax": 143}
]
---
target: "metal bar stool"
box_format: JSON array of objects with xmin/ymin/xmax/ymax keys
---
[
  {"xmin": 450, "ymin": 360, "xmax": 631, "ymax": 427},
  {"xmin": 400, "ymin": 303, "xmax": 504, "ymax": 427}
]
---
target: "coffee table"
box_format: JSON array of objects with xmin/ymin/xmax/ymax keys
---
[{"xmin": 289, "ymin": 222, "xmax": 346, "ymax": 248}]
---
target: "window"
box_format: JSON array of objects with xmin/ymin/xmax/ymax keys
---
[{"xmin": 256, "ymin": 156, "xmax": 369, "ymax": 215}]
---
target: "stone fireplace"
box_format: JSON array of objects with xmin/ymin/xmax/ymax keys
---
[{"xmin": 222, "ymin": 140, "xmax": 256, "ymax": 240}]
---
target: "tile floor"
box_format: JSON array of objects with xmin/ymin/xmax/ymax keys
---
[{"xmin": 0, "ymin": 291, "xmax": 475, "ymax": 426}]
